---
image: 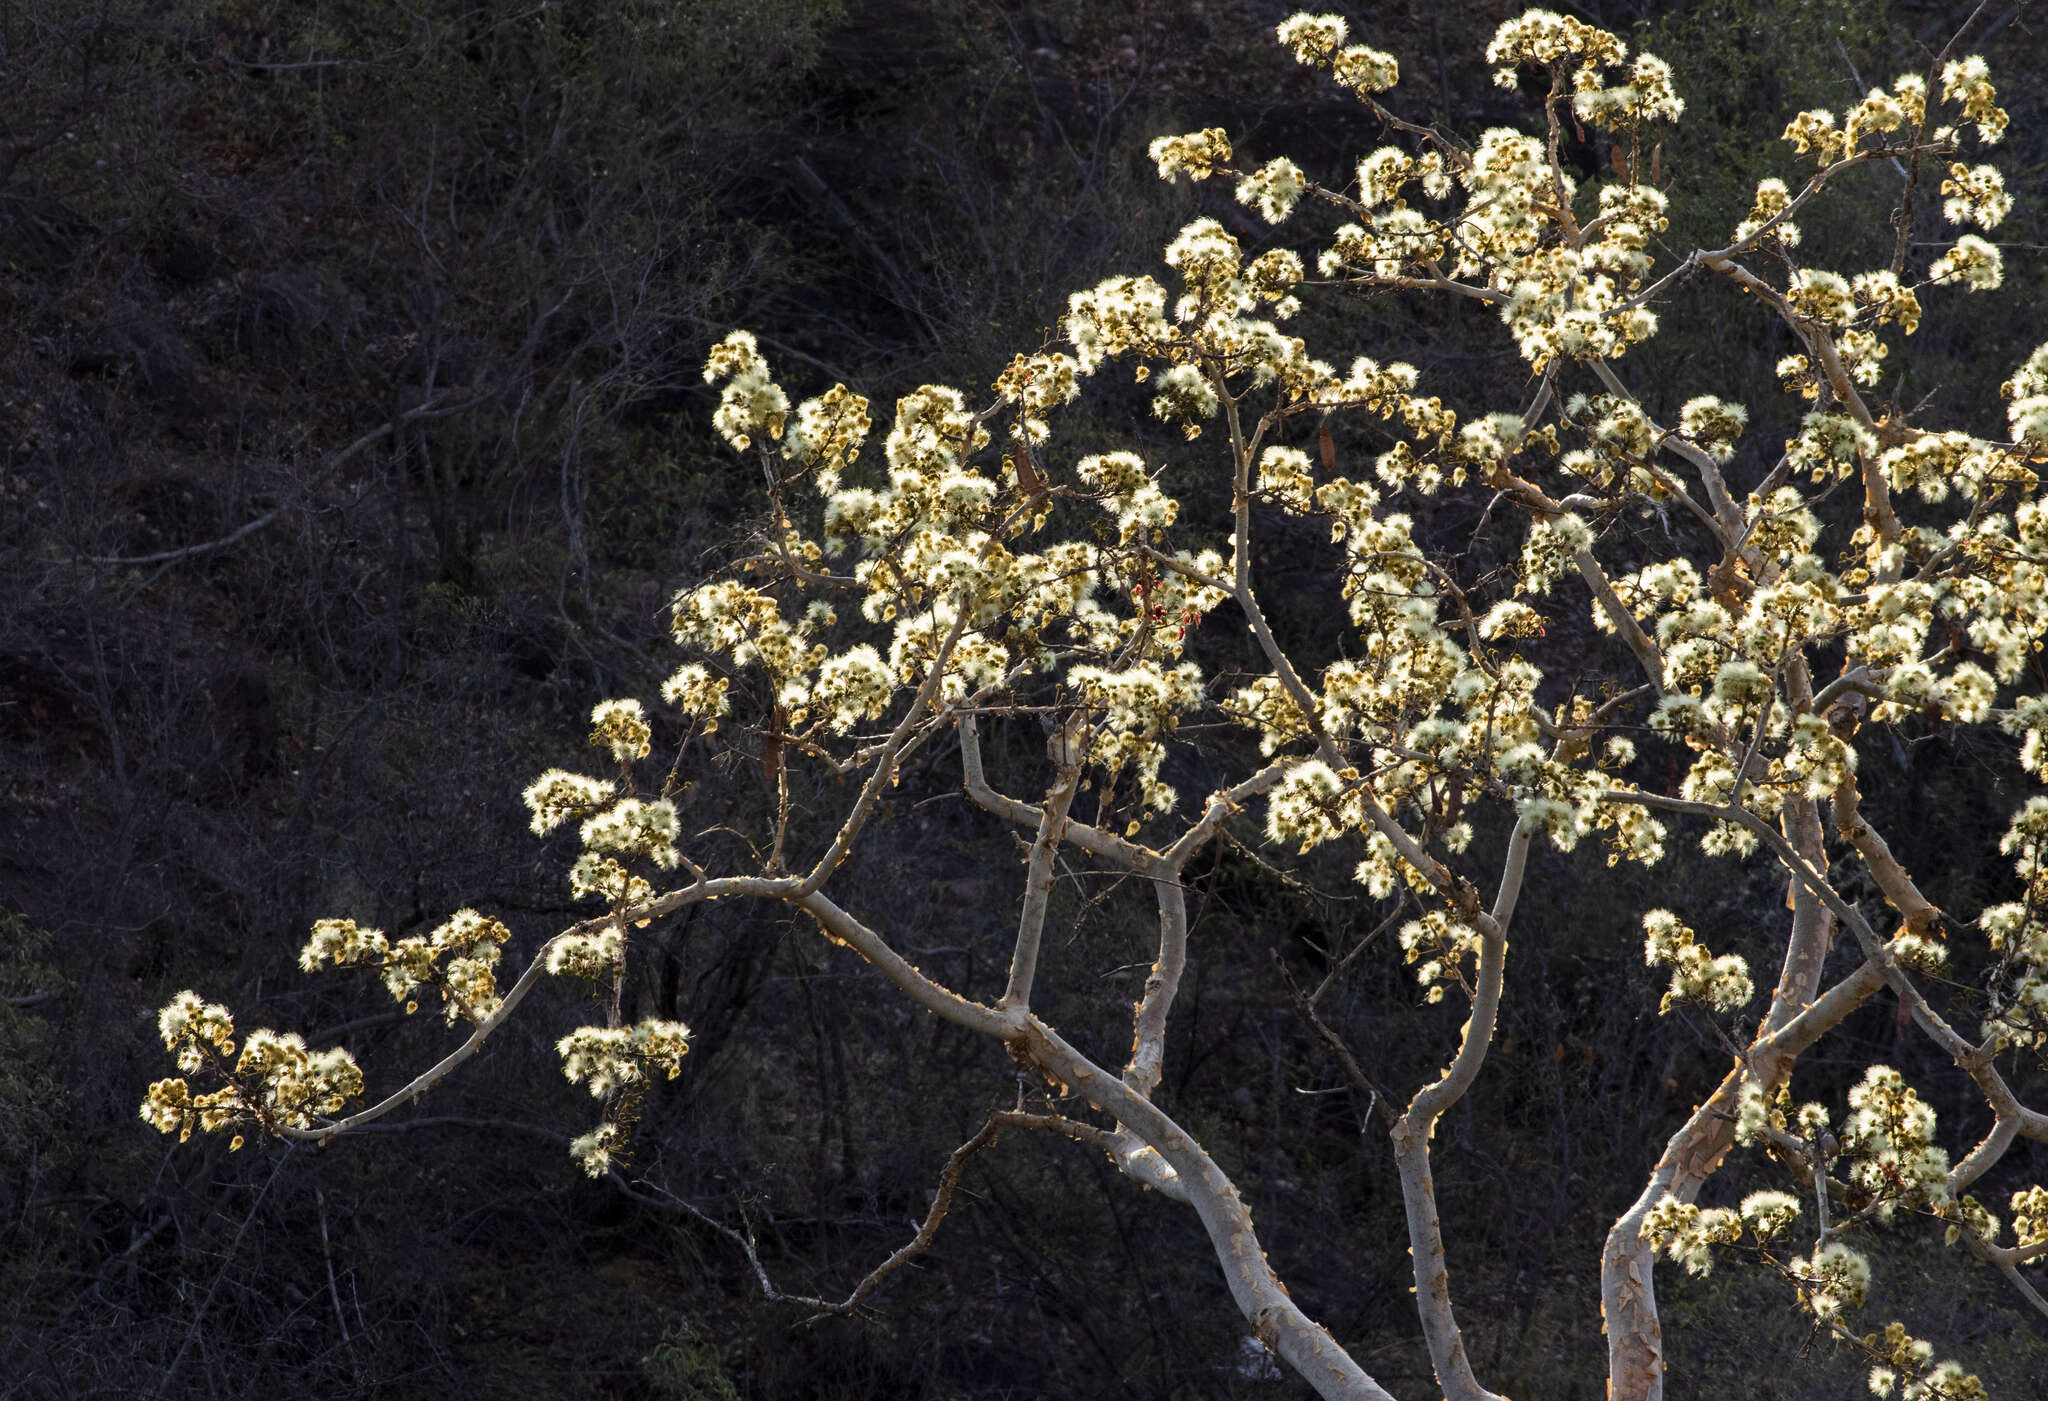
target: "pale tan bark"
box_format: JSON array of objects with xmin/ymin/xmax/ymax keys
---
[
  {"xmin": 954, "ymin": 706, "xmax": 1392, "ymax": 1398},
  {"xmin": 1388, "ymin": 816, "xmax": 1534, "ymax": 1401},
  {"xmin": 1017, "ymin": 1017, "xmax": 1399, "ymax": 1401},
  {"xmin": 1001, "ymin": 726, "xmax": 1084, "ymax": 1009},
  {"xmin": 1597, "ymin": 784, "xmax": 2048, "ymax": 1377}
]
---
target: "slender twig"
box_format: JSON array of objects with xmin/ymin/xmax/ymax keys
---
[
  {"xmin": 1278, "ymin": 901, "xmax": 1409, "ymax": 1129},
  {"xmin": 155, "ymin": 1148, "xmax": 294, "ymax": 1398},
  {"xmin": 619, "ymin": 1111, "xmax": 1110, "ymax": 1321},
  {"xmin": 314, "ymin": 1186, "xmax": 353, "ymax": 1349},
  {"xmin": 88, "ymin": 396, "xmax": 487, "ymax": 568}
]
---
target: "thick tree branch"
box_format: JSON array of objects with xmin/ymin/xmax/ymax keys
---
[
  {"xmin": 1388, "ymin": 815, "xmax": 1533, "ymax": 1401},
  {"xmin": 1016, "ymin": 1017, "xmax": 1398, "ymax": 1401},
  {"xmin": 795, "ymin": 890, "xmax": 1015, "ymax": 1039},
  {"xmin": 1123, "ymin": 874, "xmax": 1189, "ymax": 1099},
  {"xmin": 959, "ymin": 711, "xmax": 1159, "ymax": 869},
  {"xmin": 1576, "ymin": 549, "xmax": 1666, "ymax": 690},
  {"xmin": 1605, "ymin": 790, "xmax": 2048, "ymax": 1138},
  {"xmin": 800, "ymin": 595, "xmax": 976, "ymax": 895},
  {"xmin": 1003, "ymin": 723, "xmax": 1085, "ymax": 1009}
]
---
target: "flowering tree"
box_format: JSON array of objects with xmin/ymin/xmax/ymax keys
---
[{"xmin": 138, "ymin": 9, "xmax": 2048, "ymax": 1400}]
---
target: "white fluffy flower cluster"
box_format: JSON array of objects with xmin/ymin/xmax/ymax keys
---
[
  {"xmin": 1066, "ymin": 274, "xmax": 1172, "ymax": 374},
  {"xmin": 580, "ymin": 798, "xmax": 680, "ymax": 869},
  {"xmin": 1929, "ymin": 234, "xmax": 2003, "ymax": 292},
  {"xmin": 1975, "ymin": 800, "xmax": 2048, "ymax": 1049},
  {"xmin": 1639, "ymin": 1195, "xmax": 1740, "ymax": 1277},
  {"xmin": 1782, "ymin": 81, "xmax": 1923, "ymax": 165},
  {"xmin": 522, "ymin": 768, "xmax": 616, "ymax": 836},
  {"xmin": 1854, "ymin": 269, "xmax": 1922, "ymax": 332},
  {"xmin": 1277, "ymin": 14, "xmax": 1399, "ymax": 93},
  {"xmin": 1236, "ymin": 157, "xmax": 1308, "ymax": 225},
  {"xmin": 1786, "ymin": 268, "xmax": 1856, "ymax": 328},
  {"xmin": 142, "ymin": 991, "xmax": 365, "ymax": 1142},
  {"xmin": 1731, "ymin": 176, "xmax": 1797, "ymax": 247},
  {"xmin": 1574, "ymin": 52, "xmax": 1683, "ymax": 129},
  {"xmin": 155, "ymin": 989, "xmax": 237, "ymax": 1074},
  {"xmin": 993, "ymin": 352, "xmax": 1081, "ymax": 444},
  {"xmin": 702, "ymin": 330, "xmax": 787, "ymax": 452},
  {"xmin": 299, "ymin": 910, "xmax": 510, "ymax": 1023},
  {"xmin": 1642, "ymin": 909, "xmax": 1753, "ymax": 1013},
  {"xmin": 1678, "ymin": 396, "xmax": 1748, "ymax": 461},
  {"xmin": 813, "ymin": 644, "xmax": 895, "ymax": 733},
  {"xmin": 2012, "ymin": 1186, "xmax": 2048, "ymax": 1250},
  {"xmin": 1738, "ymin": 1190, "xmax": 1801, "ymax": 1241},
  {"xmin": 1068, "ymin": 659, "xmax": 1210, "ymax": 819},
  {"xmin": 1356, "ymin": 147, "xmax": 1448, "ymax": 208},
  {"xmin": 547, "ymin": 923, "xmax": 624, "ymax": 980},
  {"xmin": 568, "ymin": 1123, "xmax": 625, "ymax": 1179},
  {"xmin": 1940, "ymin": 55, "xmax": 2008, "ymax": 145},
  {"xmin": 1148, "ymin": 127, "xmax": 1231, "ymax": 183},
  {"xmin": 1258, "ymin": 446, "xmax": 1315, "ymax": 513},
  {"xmin": 1841, "ymin": 1066, "xmax": 1954, "ymax": 1220},
  {"xmin": 2003, "ymin": 343, "xmax": 2048, "ymax": 449},
  {"xmin": 1518, "ymin": 513, "xmax": 1593, "ymax": 594},
  {"xmin": 229, "ymin": 1030, "xmax": 367, "ymax": 1128},
  {"xmin": 1941, "ymin": 162, "xmax": 2012, "ymax": 229},
  {"xmin": 1797, "ymin": 1241, "xmax": 1872, "ymax": 1321},
  {"xmin": 1265, "ymin": 760, "xmax": 1357, "ymax": 853},
  {"xmin": 660, "ymin": 663, "xmax": 731, "ymax": 731},
  {"xmin": 1781, "ymin": 109, "xmax": 1848, "ymax": 164},
  {"xmin": 782, "ymin": 382, "xmax": 871, "ymax": 492},
  {"xmin": 537, "ymin": 793, "xmax": 680, "ymax": 908},
  {"xmin": 557, "ymin": 1018, "xmax": 693, "ymax": 1098},
  {"xmin": 1150, "ymin": 363, "xmax": 1219, "ymax": 437},
  {"xmin": 590, "ymin": 698, "xmax": 652, "ymax": 763},
  {"xmin": 1486, "ymin": 9, "xmax": 1625, "ymax": 81},
  {"xmin": 1396, "ymin": 907, "xmax": 1482, "ymax": 1004},
  {"xmin": 1060, "ymin": 217, "xmax": 1330, "ymax": 414}
]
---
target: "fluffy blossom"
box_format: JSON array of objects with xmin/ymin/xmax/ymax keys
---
[
  {"xmin": 557, "ymin": 1018, "xmax": 693, "ymax": 1098},
  {"xmin": 523, "ymin": 769, "xmax": 616, "ymax": 836},
  {"xmin": 1929, "ymin": 235, "xmax": 2004, "ymax": 292},
  {"xmin": 1236, "ymin": 157, "xmax": 1308, "ymax": 224},
  {"xmin": 590, "ymin": 698, "xmax": 652, "ymax": 763},
  {"xmin": 1941, "ymin": 163, "xmax": 2012, "ymax": 229},
  {"xmin": 1643, "ymin": 909, "xmax": 1753, "ymax": 1013},
  {"xmin": 702, "ymin": 330, "xmax": 787, "ymax": 451},
  {"xmin": 1940, "ymin": 55, "xmax": 2007, "ymax": 144},
  {"xmin": 1150, "ymin": 128, "xmax": 1232, "ymax": 183}
]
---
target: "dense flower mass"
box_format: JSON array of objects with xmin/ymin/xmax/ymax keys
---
[
  {"xmin": 590, "ymin": 699, "xmax": 652, "ymax": 763},
  {"xmin": 297, "ymin": 909, "xmax": 511, "ymax": 1023},
  {"xmin": 557, "ymin": 1018, "xmax": 693, "ymax": 1099},
  {"xmin": 702, "ymin": 329, "xmax": 787, "ymax": 451},
  {"xmin": 1149, "ymin": 126, "xmax": 1232, "ymax": 183},
  {"xmin": 522, "ymin": 768, "xmax": 615, "ymax": 835},
  {"xmin": 1642, "ymin": 909, "xmax": 1753, "ymax": 1013},
  {"xmin": 142, "ymin": 992, "xmax": 364, "ymax": 1140},
  {"xmin": 140, "ymin": 12, "xmax": 2046, "ymax": 1399}
]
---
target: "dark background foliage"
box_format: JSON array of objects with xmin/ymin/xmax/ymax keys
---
[{"xmin": 2, "ymin": 1, "xmax": 2045, "ymax": 1396}]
